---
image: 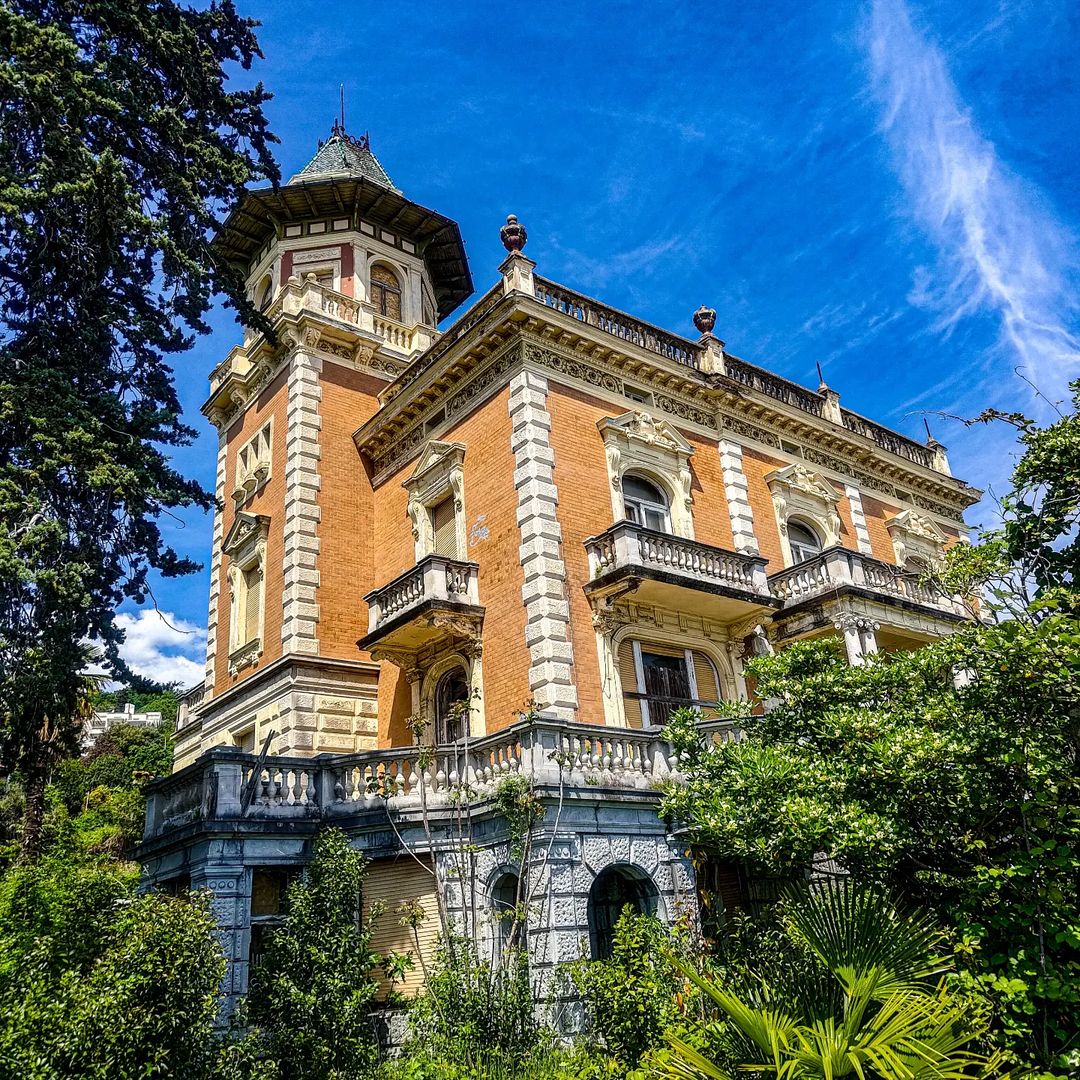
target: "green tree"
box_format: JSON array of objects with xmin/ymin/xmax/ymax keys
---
[
  {"xmin": 657, "ymin": 885, "xmax": 997, "ymax": 1080},
  {"xmin": 0, "ymin": 859, "xmax": 224, "ymax": 1079},
  {"xmin": 662, "ymin": 386, "xmax": 1080, "ymax": 1074},
  {"xmin": 246, "ymin": 829, "xmax": 384, "ymax": 1080},
  {"xmin": 0, "ymin": 0, "xmax": 278, "ymax": 859}
]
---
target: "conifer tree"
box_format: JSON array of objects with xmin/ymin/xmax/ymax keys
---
[{"xmin": 0, "ymin": 0, "xmax": 278, "ymax": 858}]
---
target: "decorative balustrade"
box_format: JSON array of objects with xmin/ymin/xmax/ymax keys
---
[
  {"xmin": 364, "ymin": 554, "xmax": 481, "ymax": 635},
  {"xmin": 768, "ymin": 546, "xmax": 967, "ymax": 616},
  {"xmin": 724, "ymin": 358, "xmax": 825, "ymax": 417},
  {"xmin": 585, "ymin": 521, "xmax": 771, "ymax": 597},
  {"xmin": 534, "ymin": 276, "xmax": 700, "ymax": 370},
  {"xmin": 176, "ymin": 683, "xmax": 206, "ymax": 730},
  {"xmin": 144, "ymin": 713, "xmax": 744, "ymax": 840},
  {"xmin": 840, "ymin": 412, "xmax": 936, "ymax": 469}
]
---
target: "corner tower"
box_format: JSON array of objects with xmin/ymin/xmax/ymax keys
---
[{"xmin": 175, "ymin": 126, "xmax": 473, "ymax": 767}]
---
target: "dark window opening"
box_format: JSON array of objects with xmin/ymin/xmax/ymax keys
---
[
  {"xmin": 621, "ymin": 474, "xmax": 670, "ymax": 533},
  {"xmin": 491, "ymin": 871, "xmax": 523, "ymax": 953},
  {"xmin": 435, "ymin": 668, "xmax": 470, "ymax": 745},
  {"xmin": 587, "ymin": 865, "xmax": 659, "ymax": 960}
]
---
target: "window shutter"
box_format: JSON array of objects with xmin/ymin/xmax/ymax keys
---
[
  {"xmin": 692, "ymin": 652, "xmax": 720, "ymax": 705},
  {"xmin": 243, "ymin": 565, "xmax": 262, "ymax": 642},
  {"xmin": 363, "ymin": 856, "xmax": 438, "ymax": 997},
  {"xmin": 431, "ymin": 498, "xmax": 459, "ymax": 558},
  {"xmin": 617, "ymin": 639, "xmax": 642, "ymax": 729}
]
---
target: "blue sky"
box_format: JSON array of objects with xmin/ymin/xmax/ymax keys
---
[{"xmin": 131, "ymin": 0, "xmax": 1080, "ymax": 685}]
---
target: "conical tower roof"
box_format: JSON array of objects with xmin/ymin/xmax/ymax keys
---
[{"xmin": 289, "ymin": 122, "xmax": 397, "ymax": 190}]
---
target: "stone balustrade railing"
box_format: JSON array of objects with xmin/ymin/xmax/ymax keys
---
[
  {"xmin": 142, "ymin": 714, "xmax": 743, "ymax": 840},
  {"xmin": 585, "ymin": 521, "xmax": 771, "ymax": 597},
  {"xmin": 768, "ymin": 546, "xmax": 967, "ymax": 616},
  {"xmin": 363, "ymin": 554, "xmax": 481, "ymax": 635},
  {"xmin": 534, "ymin": 276, "xmax": 700, "ymax": 370},
  {"xmin": 176, "ymin": 683, "xmax": 207, "ymax": 731}
]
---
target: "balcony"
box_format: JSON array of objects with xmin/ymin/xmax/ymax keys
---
[
  {"xmin": 768, "ymin": 546, "xmax": 969, "ymax": 621},
  {"xmin": 141, "ymin": 713, "xmax": 744, "ymax": 841},
  {"xmin": 584, "ymin": 521, "xmax": 777, "ymax": 621},
  {"xmin": 359, "ymin": 554, "xmax": 483, "ymax": 655}
]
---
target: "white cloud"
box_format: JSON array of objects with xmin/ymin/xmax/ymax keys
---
[
  {"xmin": 114, "ymin": 609, "xmax": 206, "ymax": 689},
  {"xmin": 867, "ymin": 0, "xmax": 1080, "ymax": 415}
]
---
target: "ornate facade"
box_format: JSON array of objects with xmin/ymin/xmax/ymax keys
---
[{"xmin": 137, "ymin": 126, "xmax": 980, "ymax": 1016}]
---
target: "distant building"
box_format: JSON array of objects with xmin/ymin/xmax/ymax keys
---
[
  {"xmin": 139, "ymin": 123, "xmax": 981, "ymax": 1018},
  {"xmin": 84, "ymin": 702, "xmax": 163, "ymax": 750}
]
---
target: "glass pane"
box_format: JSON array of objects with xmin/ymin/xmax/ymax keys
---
[{"xmin": 622, "ymin": 474, "xmax": 666, "ymax": 505}]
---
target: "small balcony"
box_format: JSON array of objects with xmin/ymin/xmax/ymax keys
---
[
  {"xmin": 768, "ymin": 546, "xmax": 969, "ymax": 620},
  {"xmin": 360, "ymin": 554, "xmax": 483, "ymax": 655},
  {"xmin": 584, "ymin": 521, "xmax": 777, "ymax": 621}
]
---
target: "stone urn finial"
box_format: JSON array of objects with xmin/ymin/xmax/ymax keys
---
[
  {"xmin": 500, "ymin": 214, "xmax": 528, "ymax": 253},
  {"xmin": 693, "ymin": 305, "xmax": 717, "ymax": 335}
]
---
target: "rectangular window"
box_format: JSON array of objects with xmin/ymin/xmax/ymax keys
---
[
  {"xmin": 619, "ymin": 640, "xmax": 722, "ymax": 728},
  {"xmin": 431, "ymin": 497, "xmax": 459, "ymax": 559},
  {"xmin": 241, "ymin": 564, "xmax": 263, "ymax": 644}
]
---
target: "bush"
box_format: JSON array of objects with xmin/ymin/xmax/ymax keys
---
[
  {"xmin": 0, "ymin": 859, "xmax": 224, "ymax": 1080},
  {"xmin": 246, "ymin": 828, "xmax": 384, "ymax": 1080},
  {"xmin": 404, "ymin": 937, "xmax": 542, "ymax": 1075},
  {"xmin": 568, "ymin": 909, "xmax": 695, "ymax": 1073}
]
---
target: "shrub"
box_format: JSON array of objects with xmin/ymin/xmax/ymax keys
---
[{"xmin": 568, "ymin": 909, "xmax": 695, "ymax": 1073}]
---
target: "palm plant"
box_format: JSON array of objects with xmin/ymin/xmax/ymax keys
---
[{"xmin": 661, "ymin": 884, "xmax": 1002, "ymax": 1079}]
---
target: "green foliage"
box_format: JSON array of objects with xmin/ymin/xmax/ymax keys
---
[
  {"xmin": 0, "ymin": 0, "xmax": 277, "ymax": 857},
  {"xmin": 404, "ymin": 937, "xmax": 543, "ymax": 1076},
  {"xmin": 656, "ymin": 885, "xmax": 996, "ymax": 1080},
  {"xmin": 569, "ymin": 910, "xmax": 696, "ymax": 1073},
  {"xmin": 493, "ymin": 774, "xmax": 545, "ymax": 861},
  {"xmin": 663, "ymin": 390, "xmax": 1080, "ymax": 1074},
  {"xmin": 246, "ymin": 828, "xmax": 384, "ymax": 1080},
  {"xmin": 0, "ymin": 856, "xmax": 225, "ymax": 1079}
]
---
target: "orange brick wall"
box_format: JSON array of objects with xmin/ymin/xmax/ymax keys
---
[
  {"xmin": 739, "ymin": 447, "xmax": 787, "ymax": 572},
  {"xmin": 370, "ymin": 387, "xmax": 531, "ymax": 741},
  {"xmin": 544, "ymin": 384, "xmax": 615, "ymax": 726},
  {"xmin": 833, "ymin": 481, "xmax": 859, "ymax": 553},
  {"xmin": 213, "ymin": 369, "xmax": 289, "ymax": 695},
  {"xmin": 860, "ymin": 494, "xmax": 903, "ymax": 564},
  {"xmin": 316, "ymin": 364, "xmax": 384, "ymax": 660}
]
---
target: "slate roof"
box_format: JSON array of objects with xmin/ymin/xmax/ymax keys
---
[{"xmin": 289, "ymin": 126, "xmax": 398, "ymax": 191}]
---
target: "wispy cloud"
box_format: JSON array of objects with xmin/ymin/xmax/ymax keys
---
[
  {"xmin": 867, "ymin": 0, "xmax": 1080, "ymax": 415},
  {"xmin": 114, "ymin": 609, "xmax": 206, "ymax": 689}
]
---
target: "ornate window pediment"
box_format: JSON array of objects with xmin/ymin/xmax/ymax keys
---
[
  {"xmin": 886, "ymin": 509, "xmax": 948, "ymax": 568},
  {"xmin": 766, "ymin": 463, "xmax": 842, "ymax": 566},
  {"xmin": 404, "ymin": 441, "xmax": 467, "ymax": 561},
  {"xmin": 224, "ymin": 513, "xmax": 270, "ymax": 673},
  {"xmin": 598, "ymin": 411, "xmax": 694, "ymax": 538}
]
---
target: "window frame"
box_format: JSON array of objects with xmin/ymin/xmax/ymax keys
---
[
  {"xmin": 621, "ymin": 473, "xmax": 672, "ymax": 534},
  {"xmin": 628, "ymin": 641, "xmax": 721, "ymax": 728},
  {"xmin": 370, "ymin": 263, "xmax": 403, "ymax": 321},
  {"xmin": 786, "ymin": 518, "xmax": 824, "ymax": 564}
]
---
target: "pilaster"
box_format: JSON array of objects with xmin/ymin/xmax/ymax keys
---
[
  {"xmin": 844, "ymin": 484, "xmax": 874, "ymax": 554},
  {"xmin": 281, "ymin": 348, "xmax": 322, "ymax": 656},
  {"xmin": 204, "ymin": 431, "xmax": 228, "ymax": 689},
  {"xmin": 718, "ymin": 440, "xmax": 760, "ymax": 554},
  {"xmin": 509, "ymin": 370, "xmax": 578, "ymax": 720}
]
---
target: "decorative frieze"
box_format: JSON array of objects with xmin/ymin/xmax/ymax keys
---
[{"xmin": 509, "ymin": 370, "xmax": 578, "ymax": 721}]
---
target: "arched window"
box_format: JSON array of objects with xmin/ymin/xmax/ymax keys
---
[
  {"xmin": 370, "ymin": 264, "xmax": 402, "ymax": 321},
  {"xmin": 787, "ymin": 520, "xmax": 823, "ymax": 564},
  {"xmin": 621, "ymin": 474, "xmax": 670, "ymax": 533},
  {"xmin": 434, "ymin": 667, "xmax": 470, "ymax": 745},
  {"xmin": 491, "ymin": 871, "xmax": 523, "ymax": 953},
  {"xmin": 588, "ymin": 865, "xmax": 659, "ymax": 959},
  {"xmin": 254, "ymin": 274, "xmax": 273, "ymax": 311}
]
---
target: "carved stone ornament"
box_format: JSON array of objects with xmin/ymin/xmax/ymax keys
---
[
  {"xmin": 591, "ymin": 606, "xmax": 630, "ymax": 638},
  {"xmin": 693, "ymin": 305, "xmax": 717, "ymax": 334},
  {"xmin": 500, "ymin": 213, "xmax": 528, "ymax": 252}
]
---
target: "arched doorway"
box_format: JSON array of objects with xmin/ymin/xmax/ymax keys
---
[
  {"xmin": 587, "ymin": 864, "xmax": 659, "ymax": 959},
  {"xmin": 434, "ymin": 667, "xmax": 470, "ymax": 745},
  {"xmin": 490, "ymin": 870, "xmax": 523, "ymax": 953}
]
